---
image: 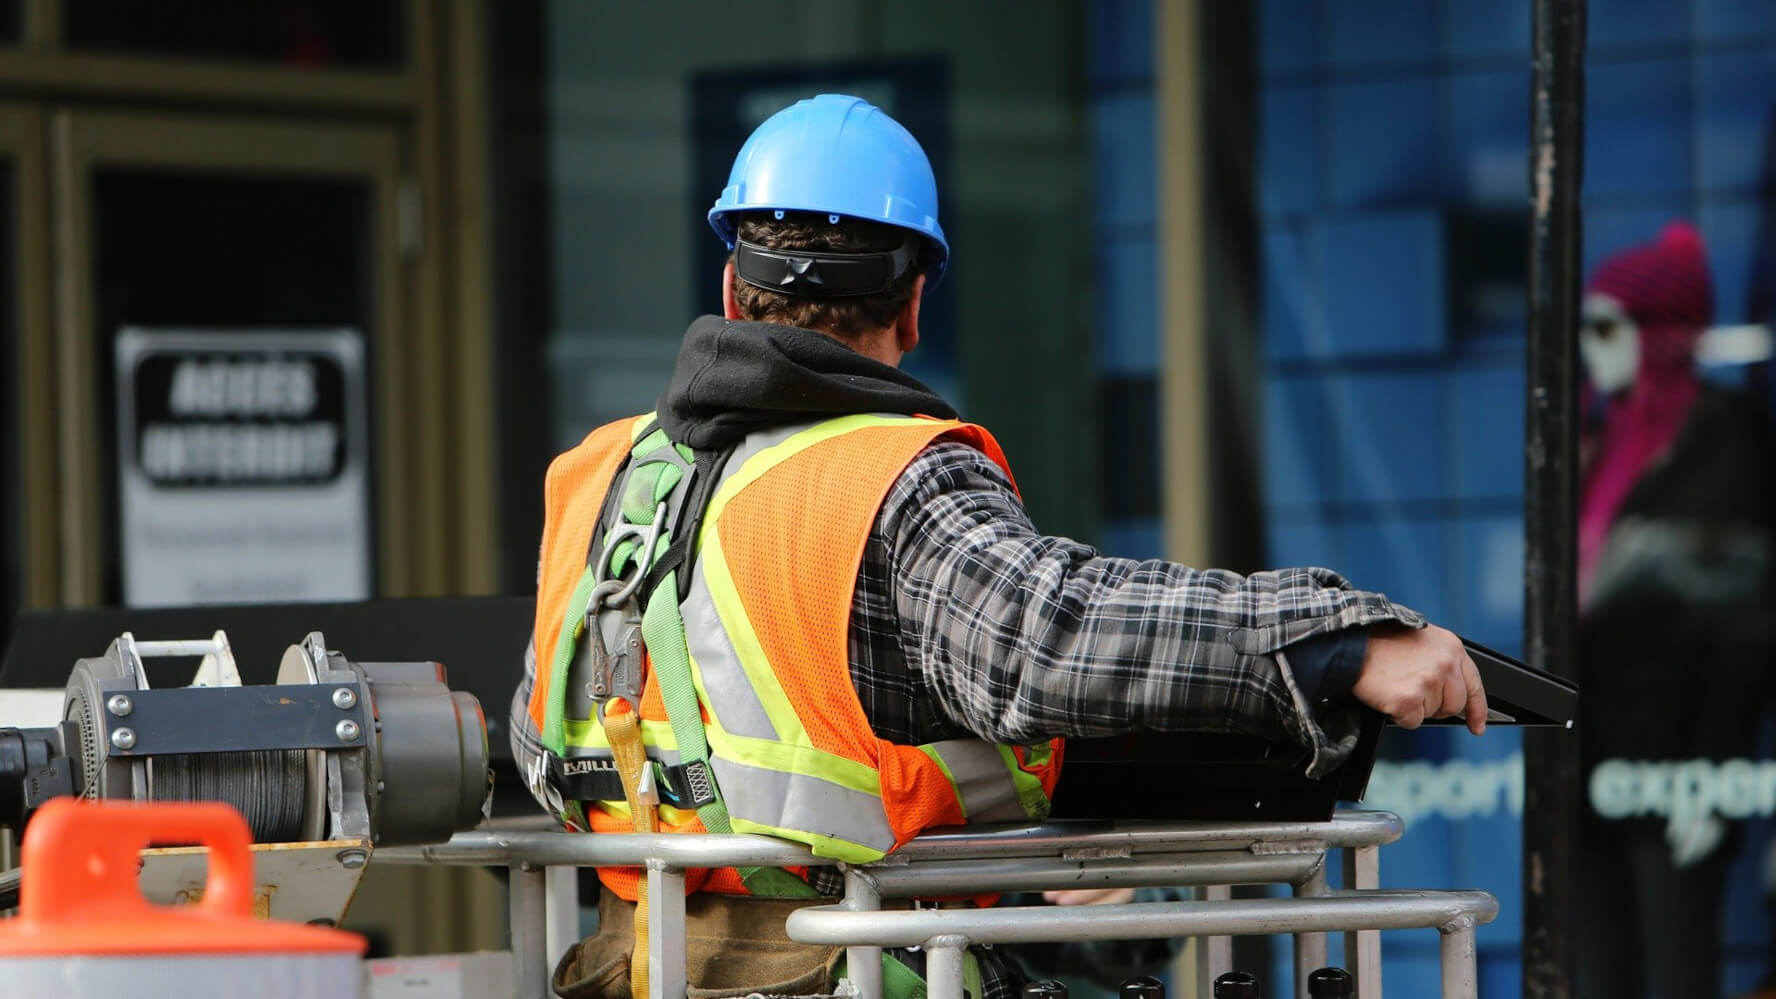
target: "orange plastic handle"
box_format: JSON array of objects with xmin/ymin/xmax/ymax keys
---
[{"xmin": 20, "ymin": 799, "xmax": 255, "ymax": 922}]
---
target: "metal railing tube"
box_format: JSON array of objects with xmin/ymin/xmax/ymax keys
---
[
  {"xmin": 891, "ymin": 811, "xmax": 1403, "ymax": 862},
  {"xmin": 862, "ymin": 850, "xmax": 1323, "ymax": 898},
  {"xmin": 375, "ymin": 829, "xmax": 828, "ymax": 870},
  {"xmin": 1194, "ymin": 884, "xmax": 1236, "ymax": 995},
  {"xmin": 1293, "ymin": 859, "xmax": 1332, "ymax": 996},
  {"xmin": 1344, "ymin": 846, "xmax": 1383, "ymax": 999},
  {"xmin": 647, "ymin": 860, "xmax": 688, "ymax": 999},
  {"xmin": 376, "ymin": 811, "xmax": 1402, "ymax": 871},
  {"xmin": 509, "ymin": 862, "xmax": 550, "ymax": 999},
  {"xmin": 923, "ymin": 935, "xmax": 971, "ymax": 999},
  {"xmin": 785, "ymin": 891, "xmax": 1498, "ymax": 949},
  {"xmin": 842, "ymin": 867, "xmax": 885, "ymax": 999},
  {"xmin": 1442, "ymin": 916, "xmax": 1480, "ymax": 999}
]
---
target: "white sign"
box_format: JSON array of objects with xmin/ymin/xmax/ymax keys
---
[{"xmin": 115, "ymin": 329, "xmax": 372, "ymax": 607}]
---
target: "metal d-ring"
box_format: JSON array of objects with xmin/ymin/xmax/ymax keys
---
[{"xmin": 602, "ymin": 500, "xmax": 670, "ymax": 609}]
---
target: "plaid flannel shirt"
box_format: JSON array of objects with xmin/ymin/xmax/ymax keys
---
[{"xmin": 510, "ymin": 438, "xmax": 1423, "ymax": 998}]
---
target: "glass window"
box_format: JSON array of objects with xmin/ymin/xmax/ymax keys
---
[
  {"xmin": 1252, "ymin": 1, "xmax": 1776, "ymax": 994},
  {"xmin": 91, "ymin": 169, "xmax": 373, "ymax": 603},
  {"xmin": 541, "ymin": 3, "xmax": 1098, "ymax": 544},
  {"xmin": 64, "ymin": 0, "xmax": 404, "ymax": 70},
  {"xmin": 1254, "ymin": 3, "xmax": 1533, "ymax": 991}
]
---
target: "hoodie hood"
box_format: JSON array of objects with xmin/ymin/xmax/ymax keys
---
[{"xmin": 655, "ymin": 315, "xmax": 957, "ymax": 450}]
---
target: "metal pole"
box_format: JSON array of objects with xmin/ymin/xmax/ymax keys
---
[
  {"xmin": 509, "ymin": 862, "xmax": 550, "ymax": 999},
  {"xmin": 1193, "ymin": 884, "xmax": 1236, "ymax": 998},
  {"xmin": 646, "ymin": 860, "xmax": 688, "ymax": 999},
  {"xmin": 843, "ymin": 867, "xmax": 885, "ymax": 999},
  {"xmin": 924, "ymin": 935, "xmax": 970, "ymax": 999},
  {"xmin": 1441, "ymin": 918, "xmax": 1480, "ymax": 999},
  {"xmin": 1522, "ymin": 0, "xmax": 1585, "ymax": 997},
  {"xmin": 786, "ymin": 891, "xmax": 1500, "ymax": 948},
  {"xmin": 862, "ymin": 850, "xmax": 1322, "ymax": 898},
  {"xmin": 544, "ymin": 864, "xmax": 579, "ymax": 984},
  {"xmin": 1344, "ymin": 846, "xmax": 1383, "ymax": 999},
  {"xmin": 1293, "ymin": 861, "xmax": 1330, "ymax": 996}
]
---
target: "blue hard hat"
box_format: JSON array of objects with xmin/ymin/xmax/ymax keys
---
[{"xmin": 708, "ymin": 93, "xmax": 949, "ymax": 285}]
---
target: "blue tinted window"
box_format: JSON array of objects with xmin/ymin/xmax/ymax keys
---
[
  {"xmin": 1091, "ymin": 93, "xmax": 1156, "ymax": 231},
  {"xmin": 1587, "ymin": 58, "xmax": 1693, "ymax": 198},
  {"xmin": 1318, "ymin": 212, "xmax": 1447, "ymax": 358},
  {"xmin": 1329, "ymin": 78, "xmax": 1439, "ymax": 207}
]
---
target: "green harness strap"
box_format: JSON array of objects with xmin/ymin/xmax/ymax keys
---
[
  {"xmin": 835, "ymin": 949, "xmax": 983, "ymax": 999},
  {"xmin": 542, "ymin": 565, "xmax": 599, "ymax": 757}
]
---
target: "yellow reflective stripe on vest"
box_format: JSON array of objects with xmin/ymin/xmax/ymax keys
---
[
  {"xmin": 563, "ymin": 718, "xmax": 682, "ymax": 753},
  {"xmin": 592, "ymin": 798, "xmax": 703, "ymax": 826},
  {"xmin": 702, "ymin": 413, "xmax": 931, "ymax": 524},
  {"xmin": 707, "ymin": 728, "xmax": 881, "ymax": 798},
  {"xmin": 997, "ymin": 744, "xmax": 1055, "ymax": 821}
]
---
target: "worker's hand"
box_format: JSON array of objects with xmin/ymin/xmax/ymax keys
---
[
  {"xmin": 1042, "ymin": 888, "xmax": 1136, "ymax": 906},
  {"xmin": 1351, "ymin": 624, "xmax": 1487, "ymax": 735}
]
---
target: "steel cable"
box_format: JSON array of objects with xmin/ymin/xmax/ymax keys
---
[{"xmin": 149, "ymin": 749, "xmax": 308, "ymax": 843}]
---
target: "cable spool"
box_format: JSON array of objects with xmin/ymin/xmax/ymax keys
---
[
  {"xmin": 148, "ymin": 750, "xmax": 309, "ymax": 844},
  {"xmin": 63, "ymin": 635, "xmax": 314, "ymax": 844},
  {"xmin": 11, "ymin": 629, "xmax": 493, "ymax": 849}
]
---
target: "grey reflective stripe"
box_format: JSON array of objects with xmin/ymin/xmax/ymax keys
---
[
  {"xmin": 926, "ymin": 740, "xmax": 1031, "ymax": 823},
  {"xmin": 681, "ymin": 558, "xmax": 779, "ymax": 740},
  {"xmin": 710, "ymin": 754, "xmax": 897, "ymax": 855}
]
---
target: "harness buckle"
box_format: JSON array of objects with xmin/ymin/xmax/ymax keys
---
[
  {"xmin": 584, "ymin": 497, "xmax": 670, "ymax": 724},
  {"xmin": 676, "ymin": 760, "xmax": 719, "ymax": 808},
  {"xmin": 527, "ymin": 752, "xmax": 567, "ymax": 817},
  {"xmin": 593, "ymin": 603, "xmax": 646, "ymax": 726}
]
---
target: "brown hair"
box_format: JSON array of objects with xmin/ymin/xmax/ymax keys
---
[{"xmin": 730, "ymin": 212, "xmax": 925, "ymax": 339}]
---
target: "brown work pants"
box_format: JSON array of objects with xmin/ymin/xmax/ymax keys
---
[{"xmin": 552, "ymin": 887, "xmax": 844, "ymax": 999}]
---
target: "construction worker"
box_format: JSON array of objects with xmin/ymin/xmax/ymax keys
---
[{"xmin": 511, "ymin": 93, "xmax": 1487, "ymax": 999}]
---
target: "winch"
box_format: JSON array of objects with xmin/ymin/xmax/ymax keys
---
[{"xmin": 0, "ymin": 629, "xmax": 490, "ymax": 848}]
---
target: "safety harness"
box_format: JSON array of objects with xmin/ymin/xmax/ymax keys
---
[{"xmin": 552, "ymin": 423, "xmax": 808, "ymax": 995}]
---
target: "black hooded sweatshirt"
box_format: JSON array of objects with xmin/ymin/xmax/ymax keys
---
[{"xmin": 655, "ymin": 315, "xmax": 954, "ymax": 449}]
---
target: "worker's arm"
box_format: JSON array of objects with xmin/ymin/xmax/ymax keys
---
[{"xmin": 882, "ymin": 441, "xmax": 1481, "ymax": 777}]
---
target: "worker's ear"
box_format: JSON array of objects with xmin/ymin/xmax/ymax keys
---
[
  {"xmin": 895, "ymin": 274, "xmax": 924, "ymax": 355},
  {"xmin": 722, "ymin": 260, "xmax": 742, "ymax": 320}
]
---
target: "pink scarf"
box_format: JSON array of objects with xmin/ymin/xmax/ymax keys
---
[{"xmin": 1577, "ymin": 223, "xmax": 1713, "ymax": 604}]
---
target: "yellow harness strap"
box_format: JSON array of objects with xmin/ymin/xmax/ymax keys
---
[{"xmin": 604, "ymin": 706, "xmax": 657, "ymax": 999}]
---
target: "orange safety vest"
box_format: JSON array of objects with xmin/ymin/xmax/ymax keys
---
[{"xmin": 529, "ymin": 413, "xmax": 1063, "ymax": 899}]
